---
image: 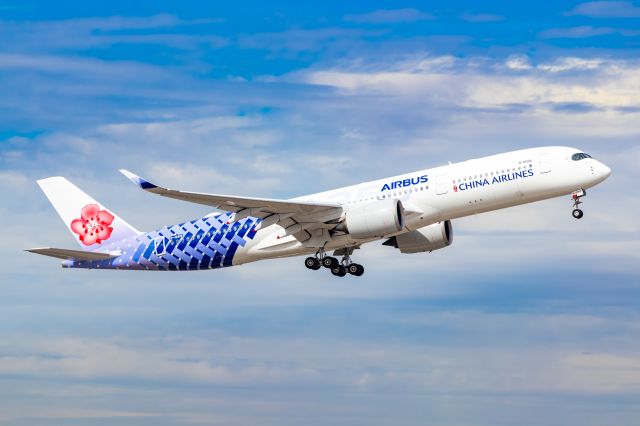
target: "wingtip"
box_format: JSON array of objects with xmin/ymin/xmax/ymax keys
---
[
  {"xmin": 119, "ymin": 169, "xmax": 157, "ymax": 190},
  {"xmin": 118, "ymin": 168, "xmax": 137, "ymax": 180}
]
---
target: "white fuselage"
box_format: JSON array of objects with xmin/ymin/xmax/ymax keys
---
[{"xmin": 234, "ymin": 146, "xmax": 611, "ymax": 264}]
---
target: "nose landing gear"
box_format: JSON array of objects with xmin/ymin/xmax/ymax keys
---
[{"xmin": 571, "ymin": 189, "xmax": 586, "ymax": 219}]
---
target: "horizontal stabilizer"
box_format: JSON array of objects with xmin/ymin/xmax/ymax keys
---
[{"xmin": 25, "ymin": 247, "xmax": 119, "ymax": 261}]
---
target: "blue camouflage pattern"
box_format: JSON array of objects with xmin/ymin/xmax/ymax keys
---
[{"xmin": 64, "ymin": 212, "xmax": 260, "ymax": 271}]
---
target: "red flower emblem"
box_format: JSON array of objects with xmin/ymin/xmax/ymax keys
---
[
  {"xmin": 453, "ymin": 184, "xmax": 458, "ymax": 192},
  {"xmin": 70, "ymin": 204, "xmax": 114, "ymax": 246}
]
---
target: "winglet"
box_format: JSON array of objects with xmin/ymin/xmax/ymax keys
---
[{"xmin": 119, "ymin": 169, "xmax": 158, "ymax": 190}]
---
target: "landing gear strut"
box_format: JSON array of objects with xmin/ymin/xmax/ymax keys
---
[
  {"xmin": 304, "ymin": 247, "xmax": 364, "ymax": 277},
  {"xmin": 304, "ymin": 247, "xmax": 338, "ymax": 271},
  {"xmin": 571, "ymin": 189, "xmax": 586, "ymax": 219}
]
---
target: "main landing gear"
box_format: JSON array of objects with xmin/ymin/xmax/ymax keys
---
[
  {"xmin": 571, "ymin": 189, "xmax": 586, "ymax": 219},
  {"xmin": 304, "ymin": 248, "xmax": 364, "ymax": 277}
]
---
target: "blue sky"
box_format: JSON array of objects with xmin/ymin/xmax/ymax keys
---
[{"xmin": 1, "ymin": 1, "xmax": 639, "ymax": 425}]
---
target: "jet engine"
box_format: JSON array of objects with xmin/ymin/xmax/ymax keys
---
[
  {"xmin": 344, "ymin": 199, "xmax": 404, "ymax": 239},
  {"xmin": 383, "ymin": 220, "xmax": 453, "ymax": 254}
]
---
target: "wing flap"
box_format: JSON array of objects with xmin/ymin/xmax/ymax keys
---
[{"xmin": 26, "ymin": 247, "xmax": 119, "ymax": 261}]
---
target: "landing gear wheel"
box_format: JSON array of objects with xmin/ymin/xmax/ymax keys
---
[
  {"xmin": 347, "ymin": 264, "xmax": 358, "ymax": 275},
  {"xmin": 347, "ymin": 263, "xmax": 364, "ymax": 276},
  {"xmin": 571, "ymin": 189, "xmax": 586, "ymax": 220},
  {"xmin": 322, "ymin": 256, "xmax": 339, "ymax": 269},
  {"xmin": 331, "ymin": 265, "xmax": 347, "ymax": 277},
  {"xmin": 305, "ymin": 257, "xmax": 321, "ymax": 270}
]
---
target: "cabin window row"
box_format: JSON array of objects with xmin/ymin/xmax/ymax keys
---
[
  {"xmin": 347, "ymin": 185, "xmax": 430, "ymax": 204},
  {"xmin": 454, "ymin": 164, "xmax": 532, "ymax": 183}
]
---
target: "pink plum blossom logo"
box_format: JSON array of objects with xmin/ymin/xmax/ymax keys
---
[{"xmin": 70, "ymin": 204, "xmax": 114, "ymax": 246}]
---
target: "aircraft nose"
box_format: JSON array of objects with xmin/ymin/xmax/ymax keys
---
[
  {"xmin": 600, "ymin": 162, "xmax": 612, "ymax": 180},
  {"xmin": 593, "ymin": 161, "xmax": 611, "ymax": 183}
]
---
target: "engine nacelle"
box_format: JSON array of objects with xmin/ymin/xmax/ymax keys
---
[
  {"xmin": 344, "ymin": 199, "xmax": 404, "ymax": 239},
  {"xmin": 383, "ymin": 221, "xmax": 453, "ymax": 254}
]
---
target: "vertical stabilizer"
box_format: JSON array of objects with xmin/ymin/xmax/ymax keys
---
[{"xmin": 37, "ymin": 177, "xmax": 141, "ymax": 250}]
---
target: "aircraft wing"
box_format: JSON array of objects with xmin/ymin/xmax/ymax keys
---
[
  {"xmin": 119, "ymin": 169, "xmax": 343, "ymax": 223},
  {"xmin": 26, "ymin": 247, "xmax": 119, "ymax": 261}
]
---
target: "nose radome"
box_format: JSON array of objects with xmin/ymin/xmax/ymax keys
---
[{"xmin": 598, "ymin": 162, "xmax": 612, "ymax": 180}]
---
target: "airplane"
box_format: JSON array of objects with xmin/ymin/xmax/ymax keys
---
[{"xmin": 27, "ymin": 146, "xmax": 611, "ymax": 277}]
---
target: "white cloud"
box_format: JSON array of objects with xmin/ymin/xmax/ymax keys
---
[
  {"xmin": 460, "ymin": 12, "xmax": 504, "ymax": 22},
  {"xmin": 297, "ymin": 55, "xmax": 640, "ymax": 112},
  {"xmin": 505, "ymin": 55, "xmax": 533, "ymax": 70},
  {"xmin": 2, "ymin": 317, "xmax": 639, "ymax": 396},
  {"xmin": 239, "ymin": 27, "xmax": 385, "ymax": 53},
  {"xmin": 539, "ymin": 25, "xmax": 640, "ymax": 39},
  {"xmin": 535, "ymin": 56, "xmax": 606, "ymax": 72},
  {"xmin": 0, "ymin": 52, "xmax": 168, "ymax": 77},
  {"xmin": 0, "ymin": 170, "xmax": 30, "ymax": 189},
  {"xmin": 0, "ymin": 15, "xmax": 226, "ymax": 52},
  {"xmin": 567, "ymin": 1, "xmax": 640, "ymax": 18},
  {"xmin": 344, "ymin": 9, "xmax": 434, "ymax": 24},
  {"xmin": 147, "ymin": 161, "xmax": 283, "ymax": 195}
]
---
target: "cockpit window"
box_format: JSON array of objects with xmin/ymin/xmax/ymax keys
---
[{"xmin": 571, "ymin": 152, "xmax": 592, "ymax": 161}]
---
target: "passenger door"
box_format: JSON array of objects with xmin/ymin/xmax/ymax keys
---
[
  {"xmin": 537, "ymin": 154, "xmax": 551, "ymax": 174},
  {"xmin": 435, "ymin": 174, "xmax": 449, "ymax": 195}
]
